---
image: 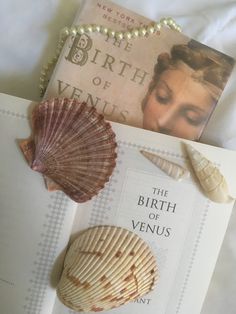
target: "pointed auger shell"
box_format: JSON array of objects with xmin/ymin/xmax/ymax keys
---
[
  {"xmin": 140, "ymin": 150, "xmax": 189, "ymax": 181},
  {"xmin": 185, "ymin": 143, "xmax": 235, "ymax": 203}
]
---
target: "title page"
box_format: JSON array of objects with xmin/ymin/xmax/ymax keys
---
[{"xmin": 53, "ymin": 133, "xmax": 208, "ymax": 314}]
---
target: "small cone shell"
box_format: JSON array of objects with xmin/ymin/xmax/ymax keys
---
[
  {"xmin": 140, "ymin": 150, "xmax": 189, "ymax": 181},
  {"xmin": 57, "ymin": 226, "xmax": 158, "ymax": 312},
  {"xmin": 185, "ymin": 143, "xmax": 235, "ymax": 203}
]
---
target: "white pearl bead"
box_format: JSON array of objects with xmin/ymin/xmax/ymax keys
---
[
  {"xmin": 139, "ymin": 27, "xmax": 147, "ymax": 37},
  {"xmin": 108, "ymin": 29, "xmax": 115, "ymax": 38},
  {"xmin": 131, "ymin": 29, "xmax": 139, "ymax": 38},
  {"xmin": 100, "ymin": 26, "xmax": 108, "ymax": 35},
  {"xmin": 169, "ymin": 21, "xmax": 177, "ymax": 29},
  {"xmin": 167, "ymin": 17, "xmax": 174, "ymax": 25},
  {"xmin": 58, "ymin": 40, "xmax": 65, "ymax": 47},
  {"xmin": 115, "ymin": 31, "xmax": 124, "ymax": 40},
  {"xmin": 70, "ymin": 27, "xmax": 77, "ymax": 36},
  {"xmin": 154, "ymin": 22, "xmax": 161, "ymax": 31},
  {"xmin": 92, "ymin": 24, "xmax": 101, "ymax": 32},
  {"xmin": 77, "ymin": 26, "xmax": 85, "ymax": 34},
  {"xmin": 160, "ymin": 18, "xmax": 168, "ymax": 26},
  {"xmin": 176, "ymin": 25, "xmax": 181, "ymax": 32},
  {"xmin": 60, "ymin": 27, "xmax": 70, "ymax": 38},
  {"xmin": 147, "ymin": 26, "xmax": 155, "ymax": 35},
  {"xmin": 124, "ymin": 31, "xmax": 132, "ymax": 40},
  {"xmin": 85, "ymin": 24, "xmax": 93, "ymax": 33}
]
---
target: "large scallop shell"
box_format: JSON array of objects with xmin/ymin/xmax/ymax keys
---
[
  {"xmin": 185, "ymin": 143, "xmax": 235, "ymax": 203},
  {"xmin": 20, "ymin": 98, "xmax": 117, "ymax": 203},
  {"xmin": 140, "ymin": 150, "xmax": 189, "ymax": 181},
  {"xmin": 57, "ymin": 226, "xmax": 158, "ymax": 312}
]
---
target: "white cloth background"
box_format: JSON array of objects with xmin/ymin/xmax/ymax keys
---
[{"xmin": 0, "ymin": 0, "xmax": 236, "ymax": 313}]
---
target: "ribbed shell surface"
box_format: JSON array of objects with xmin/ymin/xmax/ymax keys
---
[
  {"xmin": 57, "ymin": 226, "xmax": 158, "ymax": 312},
  {"xmin": 30, "ymin": 98, "xmax": 117, "ymax": 202},
  {"xmin": 185, "ymin": 143, "xmax": 234, "ymax": 203}
]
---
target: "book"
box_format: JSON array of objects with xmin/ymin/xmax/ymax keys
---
[
  {"xmin": 1, "ymin": 92, "xmax": 236, "ymax": 314},
  {"xmin": 45, "ymin": 0, "xmax": 235, "ymax": 141}
]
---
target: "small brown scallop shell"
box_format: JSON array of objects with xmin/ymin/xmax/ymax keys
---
[
  {"xmin": 20, "ymin": 98, "xmax": 117, "ymax": 202},
  {"xmin": 57, "ymin": 226, "xmax": 158, "ymax": 312}
]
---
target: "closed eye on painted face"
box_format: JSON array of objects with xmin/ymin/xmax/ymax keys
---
[
  {"xmin": 142, "ymin": 67, "xmax": 214, "ymax": 140},
  {"xmin": 155, "ymin": 81, "xmax": 208, "ymax": 126}
]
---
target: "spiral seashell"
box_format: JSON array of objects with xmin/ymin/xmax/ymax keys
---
[
  {"xmin": 185, "ymin": 143, "xmax": 235, "ymax": 203},
  {"xmin": 140, "ymin": 150, "xmax": 189, "ymax": 181},
  {"xmin": 57, "ymin": 226, "xmax": 158, "ymax": 312},
  {"xmin": 20, "ymin": 98, "xmax": 117, "ymax": 202}
]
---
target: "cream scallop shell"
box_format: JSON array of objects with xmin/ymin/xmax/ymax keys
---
[
  {"xmin": 57, "ymin": 226, "xmax": 158, "ymax": 312},
  {"xmin": 20, "ymin": 98, "xmax": 117, "ymax": 203},
  {"xmin": 185, "ymin": 143, "xmax": 234, "ymax": 203},
  {"xmin": 140, "ymin": 150, "xmax": 189, "ymax": 181}
]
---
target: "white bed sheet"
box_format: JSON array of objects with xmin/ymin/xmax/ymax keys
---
[{"xmin": 0, "ymin": 0, "xmax": 236, "ymax": 313}]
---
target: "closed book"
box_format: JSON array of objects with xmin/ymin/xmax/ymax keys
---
[{"xmin": 45, "ymin": 0, "xmax": 235, "ymax": 141}]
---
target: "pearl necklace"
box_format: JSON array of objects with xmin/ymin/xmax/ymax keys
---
[{"xmin": 39, "ymin": 17, "xmax": 181, "ymax": 96}]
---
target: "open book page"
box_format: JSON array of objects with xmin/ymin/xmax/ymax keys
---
[
  {"xmin": 52, "ymin": 123, "xmax": 236, "ymax": 314},
  {"xmin": 0, "ymin": 93, "xmax": 78, "ymax": 314},
  {"xmin": 45, "ymin": 0, "xmax": 235, "ymax": 141},
  {"xmin": 1, "ymin": 92, "xmax": 235, "ymax": 314}
]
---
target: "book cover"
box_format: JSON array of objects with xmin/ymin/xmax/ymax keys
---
[
  {"xmin": 1, "ymin": 92, "xmax": 236, "ymax": 314},
  {"xmin": 45, "ymin": 0, "xmax": 235, "ymax": 141}
]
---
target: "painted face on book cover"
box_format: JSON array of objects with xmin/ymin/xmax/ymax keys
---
[{"xmin": 142, "ymin": 66, "xmax": 214, "ymax": 140}]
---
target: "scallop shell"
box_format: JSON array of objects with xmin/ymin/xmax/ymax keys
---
[
  {"xmin": 185, "ymin": 143, "xmax": 235, "ymax": 203},
  {"xmin": 19, "ymin": 138, "xmax": 62, "ymax": 191},
  {"xmin": 19, "ymin": 138, "xmax": 35, "ymax": 165},
  {"xmin": 57, "ymin": 226, "xmax": 158, "ymax": 312},
  {"xmin": 140, "ymin": 150, "xmax": 189, "ymax": 181},
  {"xmin": 21, "ymin": 98, "xmax": 117, "ymax": 203}
]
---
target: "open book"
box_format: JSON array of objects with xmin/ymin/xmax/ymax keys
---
[
  {"xmin": 1, "ymin": 92, "xmax": 236, "ymax": 314},
  {"xmin": 45, "ymin": 0, "xmax": 235, "ymax": 141}
]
